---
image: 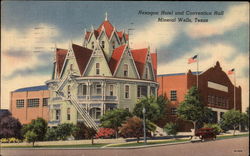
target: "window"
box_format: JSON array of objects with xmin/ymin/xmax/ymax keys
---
[
  {"xmin": 55, "ymin": 109, "xmax": 61, "ymax": 120},
  {"xmin": 171, "ymin": 108, "xmax": 177, "ymax": 115},
  {"xmin": 208, "ymin": 95, "xmax": 211, "ymax": 104},
  {"xmin": 16, "ymin": 99, "xmax": 24, "ymax": 108},
  {"xmin": 123, "ymin": 64, "xmax": 128, "ymax": 77},
  {"xmin": 96, "ymin": 84, "xmax": 102, "ymax": 95},
  {"xmin": 112, "ymin": 41, "xmax": 115, "ymax": 49},
  {"xmin": 150, "ymin": 87, "xmax": 155, "ymax": 96},
  {"xmin": 211, "ymin": 96, "xmax": 215, "ymax": 104},
  {"xmin": 43, "ymin": 98, "xmax": 48, "ymax": 106},
  {"xmin": 91, "ymin": 41, "xmax": 94, "ymax": 49},
  {"xmin": 67, "ymin": 108, "xmax": 71, "ymax": 120},
  {"xmin": 96, "ymin": 63, "xmax": 100, "ymax": 75},
  {"xmin": 110, "ymin": 85, "xmax": 114, "ymax": 96},
  {"xmin": 101, "ymin": 41, "xmax": 105, "ymax": 48},
  {"xmin": 67, "ymin": 85, "xmax": 71, "ymax": 98},
  {"xmin": 89, "ymin": 107, "xmax": 101, "ymax": 119},
  {"xmin": 27, "ymin": 98, "xmax": 39, "ymax": 107},
  {"xmin": 125, "ymin": 85, "xmax": 130, "ymax": 99},
  {"xmin": 70, "ymin": 64, "xmax": 73, "ymax": 71},
  {"xmin": 78, "ymin": 84, "xmax": 87, "ymax": 96},
  {"xmin": 170, "ymin": 90, "xmax": 177, "ymax": 101},
  {"xmin": 137, "ymin": 86, "xmax": 147, "ymax": 98},
  {"xmin": 145, "ymin": 67, "xmax": 148, "ymax": 79}
]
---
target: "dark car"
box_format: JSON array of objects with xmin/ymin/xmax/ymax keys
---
[{"xmin": 195, "ymin": 128, "xmax": 216, "ymax": 141}]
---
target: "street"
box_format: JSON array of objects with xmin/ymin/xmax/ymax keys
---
[{"xmin": 1, "ymin": 137, "xmax": 248, "ymax": 156}]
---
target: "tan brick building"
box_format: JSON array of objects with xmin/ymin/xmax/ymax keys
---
[{"xmin": 10, "ymin": 85, "xmax": 50, "ymax": 124}]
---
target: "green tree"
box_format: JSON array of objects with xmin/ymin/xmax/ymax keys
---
[
  {"xmin": 22, "ymin": 118, "xmax": 47, "ymax": 141},
  {"xmin": 164, "ymin": 122, "xmax": 178, "ymax": 138},
  {"xmin": 221, "ymin": 109, "xmax": 244, "ymax": 135},
  {"xmin": 100, "ymin": 109, "xmax": 132, "ymax": 138},
  {"xmin": 133, "ymin": 96, "xmax": 168, "ymax": 122},
  {"xmin": 119, "ymin": 116, "xmax": 144, "ymax": 143},
  {"xmin": 177, "ymin": 86, "xmax": 210, "ymax": 135},
  {"xmin": 0, "ymin": 115, "xmax": 22, "ymax": 139},
  {"xmin": 25, "ymin": 130, "xmax": 38, "ymax": 147},
  {"xmin": 56, "ymin": 123, "xmax": 74, "ymax": 140},
  {"xmin": 72, "ymin": 122, "xmax": 88, "ymax": 140},
  {"xmin": 45, "ymin": 127, "xmax": 58, "ymax": 141},
  {"xmin": 84, "ymin": 127, "xmax": 97, "ymax": 145}
]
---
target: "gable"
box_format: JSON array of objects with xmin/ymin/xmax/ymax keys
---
[
  {"xmin": 55, "ymin": 48, "xmax": 68, "ymax": 78},
  {"xmin": 131, "ymin": 48, "xmax": 148, "ymax": 77}
]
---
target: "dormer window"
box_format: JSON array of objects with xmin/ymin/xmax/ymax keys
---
[
  {"xmin": 112, "ymin": 41, "xmax": 115, "ymax": 49},
  {"xmin": 101, "ymin": 41, "xmax": 105, "ymax": 49},
  {"xmin": 91, "ymin": 41, "xmax": 94, "ymax": 49},
  {"xmin": 123, "ymin": 64, "xmax": 128, "ymax": 77},
  {"xmin": 96, "ymin": 63, "xmax": 100, "ymax": 75}
]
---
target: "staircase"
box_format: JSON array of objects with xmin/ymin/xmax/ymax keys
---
[{"xmin": 54, "ymin": 74, "xmax": 99, "ymax": 130}]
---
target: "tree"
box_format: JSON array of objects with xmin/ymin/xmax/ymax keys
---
[
  {"xmin": 164, "ymin": 122, "xmax": 178, "ymax": 138},
  {"xmin": 25, "ymin": 130, "xmax": 38, "ymax": 147},
  {"xmin": 84, "ymin": 127, "xmax": 97, "ymax": 145},
  {"xmin": 56, "ymin": 123, "xmax": 74, "ymax": 140},
  {"xmin": 100, "ymin": 109, "xmax": 132, "ymax": 138},
  {"xmin": 177, "ymin": 86, "xmax": 210, "ymax": 135},
  {"xmin": 22, "ymin": 118, "xmax": 47, "ymax": 141},
  {"xmin": 45, "ymin": 127, "xmax": 58, "ymax": 141},
  {"xmin": 133, "ymin": 96, "xmax": 168, "ymax": 122},
  {"xmin": 119, "ymin": 116, "xmax": 144, "ymax": 143},
  {"xmin": 220, "ymin": 109, "xmax": 244, "ymax": 135},
  {"xmin": 72, "ymin": 122, "xmax": 88, "ymax": 140},
  {"xmin": 0, "ymin": 115, "xmax": 22, "ymax": 139}
]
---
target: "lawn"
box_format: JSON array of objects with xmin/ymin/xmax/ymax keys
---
[{"xmin": 1, "ymin": 143, "xmax": 107, "ymax": 148}]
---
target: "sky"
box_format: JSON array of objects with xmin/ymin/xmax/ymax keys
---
[{"xmin": 1, "ymin": 1, "xmax": 249, "ymax": 112}]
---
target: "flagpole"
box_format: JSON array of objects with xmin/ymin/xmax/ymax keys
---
[
  {"xmin": 197, "ymin": 55, "xmax": 199, "ymax": 89},
  {"xmin": 234, "ymin": 70, "xmax": 236, "ymax": 110}
]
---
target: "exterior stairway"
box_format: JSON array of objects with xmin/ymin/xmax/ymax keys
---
[{"xmin": 54, "ymin": 74, "xmax": 99, "ymax": 130}]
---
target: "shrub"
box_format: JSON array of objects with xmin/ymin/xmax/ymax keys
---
[
  {"xmin": 164, "ymin": 122, "xmax": 178, "ymax": 138},
  {"xmin": 45, "ymin": 127, "xmax": 58, "ymax": 141},
  {"xmin": 1, "ymin": 138, "xmax": 9, "ymax": 143},
  {"xmin": 204, "ymin": 123, "xmax": 222, "ymax": 135},
  {"xmin": 95, "ymin": 128, "xmax": 115, "ymax": 139}
]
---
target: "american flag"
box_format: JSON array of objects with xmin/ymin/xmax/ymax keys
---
[
  {"xmin": 228, "ymin": 68, "xmax": 235, "ymax": 75},
  {"xmin": 188, "ymin": 55, "xmax": 198, "ymax": 64}
]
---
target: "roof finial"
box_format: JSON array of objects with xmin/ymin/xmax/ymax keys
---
[{"xmin": 105, "ymin": 12, "xmax": 108, "ymax": 21}]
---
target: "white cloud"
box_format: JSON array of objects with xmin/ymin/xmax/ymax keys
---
[
  {"xmin": 186, "ymin": 3, "xmax": 249, "ymax": 38},
  {"xmin": 130, "ymin": 20, "xmax": 179, "ymax": 50},
  {"xmin": 158, "ymin": 43, "xmax": 249, "ymax": 112}
]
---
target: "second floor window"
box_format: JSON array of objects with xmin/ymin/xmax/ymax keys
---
[
  {"xmin": 101, "ymin": 41, "xmax": 105, "ymax": 49},
  {"xmin": 125, "ymin": 85, "xmax": 130, "ymax": 99},
  {"xmin": 27, "ymin": 98, "xmax": 39, "ymax": 107},
  {"xmin": 78, "ymin": 84, "xmax": 87, "ymax": 96},
  {"xmin": 110, "ymin": 85, "xmax": 114, "ymax": 96},
  {"xmin": 43, "ymin": 98, "xmax": 48, "ymax": 106},
  {"xmin": 91, "ymin": 41, "xmax": 94, "ymax": 49},
  {"xmin": 170, "ymin": 90, "xmax": 177, "ymax": 101},
  {"xmin": 96, "ymin": 63, "xmax": 100, "ymax": 75},
  {"xmin": 67, "ymin": 108, "xmax": 71, "ymax": 120},
  {"xmin": 16, "ymin": 99, "xmax": 24, "ymax": 108},
  {"xmin": 112, "ymin": 41, "xmax": 115, "ymax": 49},
  {"xmin": 124, "ymin": 64, "xmax": 128, "ymax": 77},
  {"xmin": 96, "ymin": 84, "xmax": 102, "ymax": 95}
]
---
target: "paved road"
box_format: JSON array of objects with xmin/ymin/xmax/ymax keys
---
[{"xmin": 1, "ymin": 137, "xmax": 248, "ymax": 156}]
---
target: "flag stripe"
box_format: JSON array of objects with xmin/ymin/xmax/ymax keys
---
[{"xmin": 188, "ymin": 55, "xmax": 198, "ymax": 64}]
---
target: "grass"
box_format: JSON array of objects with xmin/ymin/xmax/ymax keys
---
[
  {"xmin": 1, "ymin": 143, "xmax": 108, "ymax": 148},
  {"xmin": 109, "ymin": 138, "xmax": 189, "ymax": 147},
  {"xmin": 217, "ymin": 133, "xmax": 249, "ymax": 140}
]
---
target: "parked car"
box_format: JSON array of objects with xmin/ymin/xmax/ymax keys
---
[{"xmin": 195, "ymin": 128, "xmax": 216, "ymax": 141}]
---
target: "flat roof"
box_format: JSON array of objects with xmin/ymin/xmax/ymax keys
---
[
  {"xmin": 14, "ymin": 85, "xmax": 48, "ymax": 92},
  {"xmin": 157, "ymin": 71, "xmax": 202, "ymax": 77}
]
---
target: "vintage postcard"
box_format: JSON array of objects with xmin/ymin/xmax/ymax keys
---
[{"xmin": 1, "ymin": 1, "xmax": 249, "ymax": 156}]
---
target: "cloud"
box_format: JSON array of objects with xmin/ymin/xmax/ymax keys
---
[
  {"xmin": 130, "ymin": 20, "xmax": 180, "ymax": 50},
  {"xmin": 158, "ymin": 42, "xmax": 249, "ymax": 112},
  {"xmin": 186, "ymin": 3, "xmax": 249, "ymax": 38}
]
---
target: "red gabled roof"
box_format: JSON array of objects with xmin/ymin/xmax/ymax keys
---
[
  {"xmin": 125, "ymin": 34, "xmax": 129, "ymax": 41},
  {"xmin": 131, "ymin": 48, "xmax": 148, "ymax": 77},
  {"xmin": 72, "ymin": 44, "xmax": 93, "ymax": 76},
  {"xmin": 85, "ymin": 31, "xmax": 91, "ymax": 40},
  {"xmin": 109, "ymin": 44, "xmax": 127, "ymax": 74},
  {"xmin": 117, "ymin": 31, "xmax": 123, "ymax": 41},
  {"xmin": 56, "ymin": 48, "xmax": 68, "ymax": 76},
  {"xmin": 151, "ymin": 53, "xmax": 157, "ymax": 77},
  {"xmin": 97, "ymin": 20, "xmax": 114, "ymax": 39}
]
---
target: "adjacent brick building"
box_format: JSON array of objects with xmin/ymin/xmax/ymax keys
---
[
  {"xmin": 157, "ymin": 61, "xmax": 242, "ymax": 131},
  {"xmin": 10, "ymin": 85, "xmax": 50, "ymax": 124}
]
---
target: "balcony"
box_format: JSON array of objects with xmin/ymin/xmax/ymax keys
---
[
  {"xmin": 52, "ymin": 97, "xmax": 62, "ymax": 101},
  {"xmin": 105, "ymin": 96, "xmax": 117, "ymax": 100},
  {"xmin": 48, "ymin": 120, "xmax": 60, "ymax": 125}
]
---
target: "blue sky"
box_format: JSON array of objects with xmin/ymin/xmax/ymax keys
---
[{"xmin": 1, "ymin": 1, "xmax": 249, "ymax": 111}]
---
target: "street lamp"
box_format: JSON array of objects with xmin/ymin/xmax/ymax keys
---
[{"xmin": 142, "ymin": 107, "xmax": 147, "ymax": 144}]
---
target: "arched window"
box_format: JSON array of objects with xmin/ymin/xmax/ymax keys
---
[
  {"xmin": 67, "ymin": 85, "xmax": 71, "ymax": 98},
  {"xmin": 101, "ymin": 41, "xmax": 105, "ymax": 49},
  {"xmin": 112, "ymin": 41, "xmax": 115, "ymax": 49},
  {"xmin": 67, "ymin": 108, "xmax": 71, "ymax": 120},
  {"xmin": 89, "ymin": 107, "xmax": 101, "ymax": 119},
  {"xmin": 91, "ymin": 41, "xmax": 94, "ymax": 49},
  {"xmin": 123, "ymin": 64, "xmax": 128, "ymax": 77}
]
